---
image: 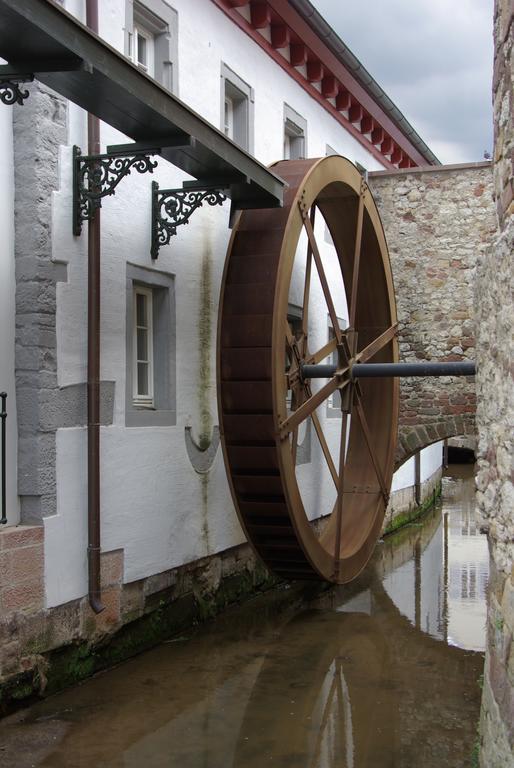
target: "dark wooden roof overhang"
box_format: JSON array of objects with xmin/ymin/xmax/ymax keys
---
[{"xmin": 0, "ymin": 0, "xmax": 285, "ymax": 211}]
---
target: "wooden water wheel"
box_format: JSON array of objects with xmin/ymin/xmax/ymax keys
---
[{"xmin": 218, "ymin": 156, "xmax": 399, "ymax": 584}]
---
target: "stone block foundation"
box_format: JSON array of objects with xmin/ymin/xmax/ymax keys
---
[
  {"xmin": 0, "ymin": 526, "xmax": 44, "ymax": 618},
  {"xmin": 0, "ymin": 537, "xmax": 278, "ymax": 715},
  {"xmin": 0, "ymin": 467, "xmax": 445, "ymax": 714}
]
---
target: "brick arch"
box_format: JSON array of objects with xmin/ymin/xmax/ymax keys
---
[{"xmin": 394, "ymin": 414, "xmax": 476, "ymax": 469}]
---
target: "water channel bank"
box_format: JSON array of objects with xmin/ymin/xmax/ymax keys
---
[{"xmin": 0, "ymin": 466, "xmax": 488, "ymax": 767}]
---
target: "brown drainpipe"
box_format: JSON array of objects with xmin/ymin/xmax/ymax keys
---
[{"xmin": 86, "ymin": 0, "xmax": 103, "ymax": 613}]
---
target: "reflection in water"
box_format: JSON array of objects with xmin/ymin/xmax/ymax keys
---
[
  {"xmin": 0, "ymin": 467, "xmax": 486, "ymax": 768},
  {"xmin": 446, "ymin": 468, "xmax": 489, "ymax": 651},
  {"xmin": 380, "ymin": 466, "xmax": 487, "ymax": 651}
]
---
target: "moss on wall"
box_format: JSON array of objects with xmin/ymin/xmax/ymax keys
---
[
  {"xmin": 0, "ymin": 562, "xmax": 279, "ymax": 715},
  {"xmin": 197, "ymin": 243, "xmax": 213, "ymax": 451},
  {"xmin": 383, "ymin": 480, "xmax": 442, "ymax": 535}
]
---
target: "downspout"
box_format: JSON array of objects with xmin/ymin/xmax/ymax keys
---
[{"xmin": 86, "ymin": 0, "xmax": 104, "ymax": 613}]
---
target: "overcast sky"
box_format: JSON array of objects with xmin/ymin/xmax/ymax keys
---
[{"xmin": 311, "ymin": 0, "xmax": 494, "ymax": 164}]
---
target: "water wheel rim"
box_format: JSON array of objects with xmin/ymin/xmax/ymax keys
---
[{"xmin": 218, "ymin": 155, "xmax": 399, "ymax": 584}]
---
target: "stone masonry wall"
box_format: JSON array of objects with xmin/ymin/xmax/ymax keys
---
[
  {"xmin": 369, "ymin": 164, "xmax": 496, "ymax": 466},
  {"xmin": 477, "ymin": 2, "xmax": 514, "ymax": 765},
  {"xmin": 13, "ymin": 82, "xmax": 67, "ymax": 524},
  {"xmin": 12, "ymin": 83, "xmax": 115, "ymax": 526},
  {"xmin": 0, "ymin": 539, "xmax": 275, "ymax": 713}
]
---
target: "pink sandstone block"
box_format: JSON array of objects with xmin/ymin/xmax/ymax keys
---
[
  {"xmin": 100, "ymin": 549, "xmax": 124, "ymax": 588},
  {"xmin": 0, "ymin": 545, "xmax": 44, "ymax": 586},
  {"xmin": 0, "ymin": 525, "xmax": 44, "ymax": 551},
  {"xmin": 82, "ymin": 586, "xmax": 121, "ymax": 635},
  {"xmin": 1, "ymin": 580, "xmax": 44, "ymax": 614}
]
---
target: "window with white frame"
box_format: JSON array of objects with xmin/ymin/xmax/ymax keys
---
[
  {"xmin": 224, "ymin": 95, "xmax": 234, "ymax": 139},
  {"xmin": 283, "ymin": 104, "xmax": 307, "ymax": 160},
  {"xmin": 133, "ymin": 286, "xmax": 154, "ymax": 406},
  {"xmin": 125, "ymin": 0, "xmax": 178, "ymax": 92},
  {"xmin": 126, "ymin": 264, "xmax": 176, "ymax": 427},
  {"xmin": 221, "ymin": 64, "xmax": 254, "ymax": 152},
  {"xmin": 131, "ymin": 23, "xmax": 155, "ymax": 75}
]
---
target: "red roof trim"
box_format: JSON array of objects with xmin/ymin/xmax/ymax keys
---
[{"xmin": 211, "ymin": 0, "xmax": 430, "ymax": 168}]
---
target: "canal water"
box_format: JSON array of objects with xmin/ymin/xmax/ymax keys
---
[{"xmin": 0, "ymin": 466, "xmax": 488, "ymax": 767}]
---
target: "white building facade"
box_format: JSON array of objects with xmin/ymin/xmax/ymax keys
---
[{"xmin": 0, "ymin": 0, "xmax": 442, "ymax": 645}]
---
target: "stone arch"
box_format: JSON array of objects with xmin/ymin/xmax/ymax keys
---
[{"xmin": 394, "ymin": 414, "xmax": 476, "ymax": 469}]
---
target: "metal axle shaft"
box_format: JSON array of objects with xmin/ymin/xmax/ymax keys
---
[{"xmin": 301, "ymin": 361, "xmax": 476, "ymax": 379}]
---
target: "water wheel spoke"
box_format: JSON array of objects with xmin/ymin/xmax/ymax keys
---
[
  {"xmin": 301, "ymin": 206, "xmax": 315, "ymax": 349},
  {"xmin": 280, "ymin": 376, "xmax": 347, "ymax": 436},
  {"xmin": 285, "ymin": 320, "xmax": 295, "ymax": 349},
  {"xmin": 334, "ymin": 411, "xmax": 349, "ymax": 570},
  {"xmin": 349, "ymin": 187, "xmax": 365, "ymax": 328},
  {"xmin": 292, "ymin": 426, "xmax": 299, "ymax": 465},
  {"xmin": 311, "ymin": 411, "xmax": 338, "ymax": 488},
  {"xmin": 301, "ymin": 208, "xmax": 343, "ymax": 343},
  {"xmin": 356, "ymin": 323, "xmax": 398, "ymax": 364},
  {"xmin": 290, "ymin": 386, "xmax": 308, "ymax": 466},
  {"xmin": 354, "ymin": 395, "xmax": 389, "ymax": 503},
  {"xmin": 285, "ymin": 321, "xmax": 300, "ymax": 376},
  {"xmin": 305, "ymin": 336, "xmax": 338, "ymax": 365}
]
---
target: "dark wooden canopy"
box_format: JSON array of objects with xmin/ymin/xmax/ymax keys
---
[{"xmin": 0, "ymin": 0, "xmax": 284, "ymax": 209}]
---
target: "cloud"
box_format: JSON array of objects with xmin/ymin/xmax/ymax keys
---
[{"xmin": 311, "ymin": 0, "xmax": 494, "ymax": 162}]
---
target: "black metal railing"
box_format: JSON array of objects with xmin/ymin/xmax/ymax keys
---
[{"xmin": 1, "ymin": 392, "xmax": 6, "ymax": 524}]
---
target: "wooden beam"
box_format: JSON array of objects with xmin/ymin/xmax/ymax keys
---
[
  {"xmin": 381, "ymin": 136, "xmax": 393, "ymax": 155},
  {"xmin": 290, "ymin": 42, "xmax": 308, "ymax": 66},
  {"xmin": 270, "ymin": 23, "xmax": 289, "ymax": 48},
  {"xmin": 348, "ymin": 101, "xmax": 363, "ymax": 123},
  {"xmin": 361, "ymin": 114, "xmax": 374, "ymax": 134},
  {"xmin": 391, "ymin": 145, "xmax": 403, "ymax": 165},
  {"xmin": 250, "ymin": 1, "xmax": 270, "ymax": 29},
  {"xmin": 321, "ymin": 74, "xmax": 338, "ymax": 98},
  {"xmin": 306, "ymin": 59, "xmax": 324, "ymax": 82},
  {"xmin": 371, "ymin": 125, "xmax": 385, "ymax": 145},
  {"xmin": 335, "ymin": 89, "xmax": 351, "ymax": 111}
]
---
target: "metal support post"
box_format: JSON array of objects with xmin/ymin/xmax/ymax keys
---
[
  {"xmin": 443, "ymin": 439, "xmax": 449, "ymax": 468},
  {"xmin": 301, "ymin": 360, "xmax": 476, "ymax": 379},
  {"xmin": 1, "ymin": 392, "xmax": 7, "ymax": 525},
  {"xmin": 414, "ymin": 450, "xmax": 421, "ymax": 506}
]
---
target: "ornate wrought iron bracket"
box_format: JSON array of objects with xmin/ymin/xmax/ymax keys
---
[
  {"xmin": 0, "ymin": 75, "xmax": 34, "ymax": 106},
  {"xmin": 73, "ymin": 145, "xmax": 159, "ymax": 236},
  {"xmin": 151, "ymin": 181, "xmax": 227, "ymax": 259}
]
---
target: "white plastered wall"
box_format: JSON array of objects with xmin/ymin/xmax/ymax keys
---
[
  {"xmin": 44, "ymin": 0, "xmax": 437, "ymax": 605},
  {"xmin": 391, "ymin": 442, "xmax": 444, "ymax": 493}
]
